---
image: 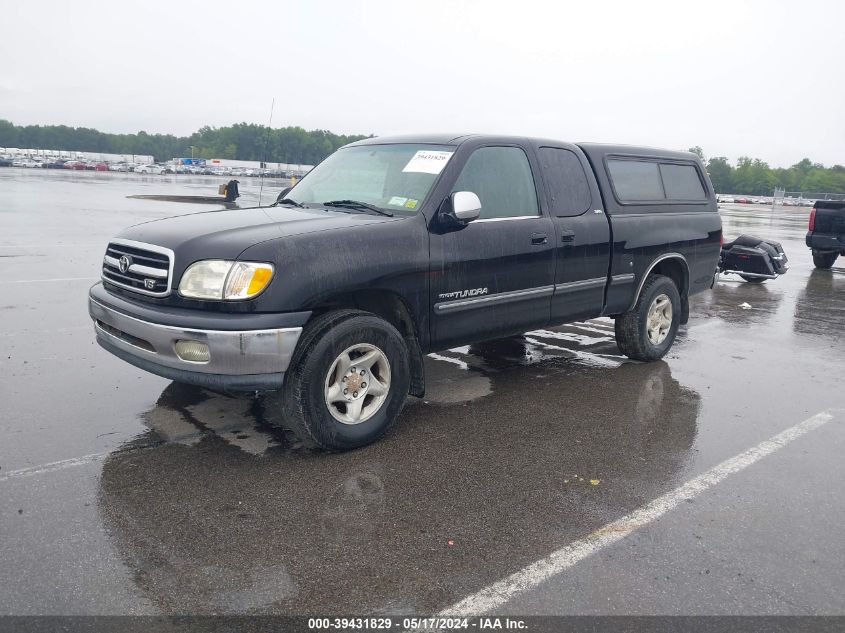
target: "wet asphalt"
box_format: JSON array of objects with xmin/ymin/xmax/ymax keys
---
[{"xmin": 1, "ymin": 169, "xmax": 843, "ymax": 616}]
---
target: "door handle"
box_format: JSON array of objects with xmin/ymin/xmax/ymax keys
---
[
  {"xmin": 560, "ymin": 229, "xmax": 576, "ymax": 242},
  {"xmin": 531, "ymin": 232, "xmax": 548, "ymax": 245}
]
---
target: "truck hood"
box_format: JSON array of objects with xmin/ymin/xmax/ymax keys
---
[{"xmin": 116, "ymin": 205, "xmax": 399, "ymax": 260}]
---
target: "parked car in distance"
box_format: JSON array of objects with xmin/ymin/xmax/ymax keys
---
[
  {"xmin": 134, "ymin": 164, "xmax": 166, "ymax": 175},
  {"xmin": 89, "ymin": 134, "xmax": 722, "ymax": 451},
  {"xmin": 0, "ymin": 157, "xmax": 12, "ymax": 167},
  {"xmin": 807, "ymin": 201, "xmax": 845, "ymax": 269}
]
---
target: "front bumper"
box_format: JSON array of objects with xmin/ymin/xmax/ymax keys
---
[{"xmin": 89, "ymin": 284, "xmax": 304, "ymax": 391}]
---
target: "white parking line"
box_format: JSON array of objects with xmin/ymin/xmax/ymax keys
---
[
  {"xmin": 0, "ymin": 452, "xmax": 108, "ymax": 483},
  {"xmin": 428, "ymin": 352, "xmax": 469, "ymax": 370},
  {"xmin": 524, "ymin": 336, "xmax": 622, "ymax": 368},
  {"xmin": 438, "ymin": 409, "xmax": 838, "ymax": 616},
  {"xmin": 528, "ymin": 328, "xmax": 614, "ymax": 346}
]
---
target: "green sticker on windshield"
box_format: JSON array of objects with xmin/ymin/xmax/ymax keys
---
[{"xmin": 405, "ymin": 199, "xmax": 418, "ymax": 209}]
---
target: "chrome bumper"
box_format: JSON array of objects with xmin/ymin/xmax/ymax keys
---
[{"xmin": 89, "ymin": 296, "xmax": 302, "ymax": 380}]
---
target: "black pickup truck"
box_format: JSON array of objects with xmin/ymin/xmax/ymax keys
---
[
  {"xmin": 89, "ymin": 134, "xmax": 722, "ymax": 450},
  {"xmin": 807, "ymin": 201, "xmax": 845, "ymax": 268}
]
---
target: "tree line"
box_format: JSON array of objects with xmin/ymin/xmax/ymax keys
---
[
  {"xmin": 1, "ymin": 120, "xmax": 842, "ymax": 194},
  {"xmin": 0, "ymin": 120, "xmax": 370, "ymax": 165},
  {"xmin": 689, "ymin": 146, "xmax": 845, "ymax": 195}
]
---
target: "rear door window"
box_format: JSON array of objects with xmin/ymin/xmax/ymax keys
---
[
  {"xmin": 607, "ymin": 160, "xmax": 664, "ymax": 201},
  {"xmin": 659, "ymin": 163, "xmax": 706, "ymax": 200},
  {"xmin": 538, "ymin": 147, "xmax": 592, "ymax": 216}
]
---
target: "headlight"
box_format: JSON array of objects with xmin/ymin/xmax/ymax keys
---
[{"xmin": 178, "ymin": 260, "xmax": 274, "ymax": 300}]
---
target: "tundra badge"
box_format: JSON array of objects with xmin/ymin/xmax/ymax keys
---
[{"xmin": 438, "ymin": 287, "xmax": 489, "ymax": 300}]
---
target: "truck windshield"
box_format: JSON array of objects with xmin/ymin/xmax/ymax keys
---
[{"xmin": 284, "ymin": 144, "xmax": 455, "ymax": 215}]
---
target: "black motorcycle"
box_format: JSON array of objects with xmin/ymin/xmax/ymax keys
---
[{"xmin": 718, "ymin": 234, "xmax": 789, "ymax": 283}]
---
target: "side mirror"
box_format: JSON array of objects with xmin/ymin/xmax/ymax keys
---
[
  {"xmin": 276, "ymin": 186, "xmax": 292, "ymax": 202},
  {"xmin": 441, "ymin": 191, "xmax": 481, "ymax": 226}
]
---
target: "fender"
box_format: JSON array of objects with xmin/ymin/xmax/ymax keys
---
[{"xmin": 629, "ymin": 252, "xmax": 690, "ymax": 312}]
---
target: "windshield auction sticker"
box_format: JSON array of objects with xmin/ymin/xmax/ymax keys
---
[{"xmin": 402, "ymin": 150, "xmax": 454, "ymax": 175}]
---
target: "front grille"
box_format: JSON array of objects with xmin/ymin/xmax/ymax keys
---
[{"xmin": 102, "ymin": 240, "xmax": 174, "ymax": 297}]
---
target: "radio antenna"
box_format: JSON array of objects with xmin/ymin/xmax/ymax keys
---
[{"xmin": 258, "ymin": 97, "xmax": 275, "ymax": 207}]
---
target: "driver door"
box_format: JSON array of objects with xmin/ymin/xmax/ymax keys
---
[{"xmin": 428, "ymin": 145, "xmax": 555, "ymax": 349}]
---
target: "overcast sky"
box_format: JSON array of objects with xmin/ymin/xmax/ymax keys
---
[{"xmin": 2, "ymin": 0, "xmax": 843, "ymax": 167}]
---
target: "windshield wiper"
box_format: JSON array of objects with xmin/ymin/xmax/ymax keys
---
[
  {"xmin": 272, "ymin": 198, "xmax": 306, "ymax": 208},
  {"xmin": 322, "ymin": 200, "xmax": 394, "ymax": 217}
]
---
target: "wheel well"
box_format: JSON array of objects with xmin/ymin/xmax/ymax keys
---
[
  {"xmin": 312, "ymin": 290, "xmax": 426, "ymax": 397},
  {"xmin": 645, "ymin": 257, "xmax": 690, "ymax": 324}
]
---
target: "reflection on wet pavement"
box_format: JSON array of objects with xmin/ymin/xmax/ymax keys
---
[
  {"xmin": 696, "ymin": 278, "xmax": 785, "ymax": 326},
  {"xmin": 98, "ymin": 333, "xmax": 699, "ymax": 614},
  {"xmin": 793, "ymin": 268, "xmax": 845, "ymax": 341}
]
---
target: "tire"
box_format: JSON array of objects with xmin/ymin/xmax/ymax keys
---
[
  {"xmin": 812, "ymin": 251, "xmax": 838, "ymax": 269},
  {"xmin": 614, "ymin": 274, "xmax": 681, "ymax": 362},
  {"xmin": 739, "ymin": 275, "xmax": 766, "ymax": 283},
  {"xmin": 270, "ymin": 309, "xmax": 410, "ymax": 451}
]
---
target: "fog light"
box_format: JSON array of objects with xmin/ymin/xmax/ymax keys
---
[{"xmin": 175, "ymin": 340, "xmax": 210, "ymax": 363}]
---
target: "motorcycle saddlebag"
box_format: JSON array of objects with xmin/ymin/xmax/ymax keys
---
[{"xmin": 720, "ymin": 235, "xmax": 789, "ymax": 277}]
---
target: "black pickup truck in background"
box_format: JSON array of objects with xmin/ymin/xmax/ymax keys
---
[
  {"xmin": 89, "ymin": 134, "xmax": 722, "ymax": 450},
  {"xmin": 807, "ymin": 201, "xmax": 845, "ymax": 268}
]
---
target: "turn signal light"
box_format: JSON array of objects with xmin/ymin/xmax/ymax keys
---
[{"xmin": 809, "ymin": 208, "xmax": 816, "ymax": 232}]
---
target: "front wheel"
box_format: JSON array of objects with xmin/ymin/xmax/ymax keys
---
[
  {"xmin": 615, "ymin": 275, "xmax": 681, "ymax": 362},
  {"xmin": 812, "ymin": 251, "xmax": 838, "ymax": 269},
  {"xmin": 270, "ymin": 310, "xmax": 410, "ymax": 451}
]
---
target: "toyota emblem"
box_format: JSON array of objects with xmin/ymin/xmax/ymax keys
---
[{"xmin": 118, "ymin": 255, "xmax": 132, "ymax": 273}]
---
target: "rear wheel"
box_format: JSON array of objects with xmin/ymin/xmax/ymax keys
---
[
  {"xmin": 615, "ymin": 275, "xmax": 681, "ymax": 362},
  {"xmin": 812, "ymin": 251, "xmax": 838, "ymax": 269},
  {"xmin": 269, "ymin": 309, "xmax": 410, "ymax": 451}
]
